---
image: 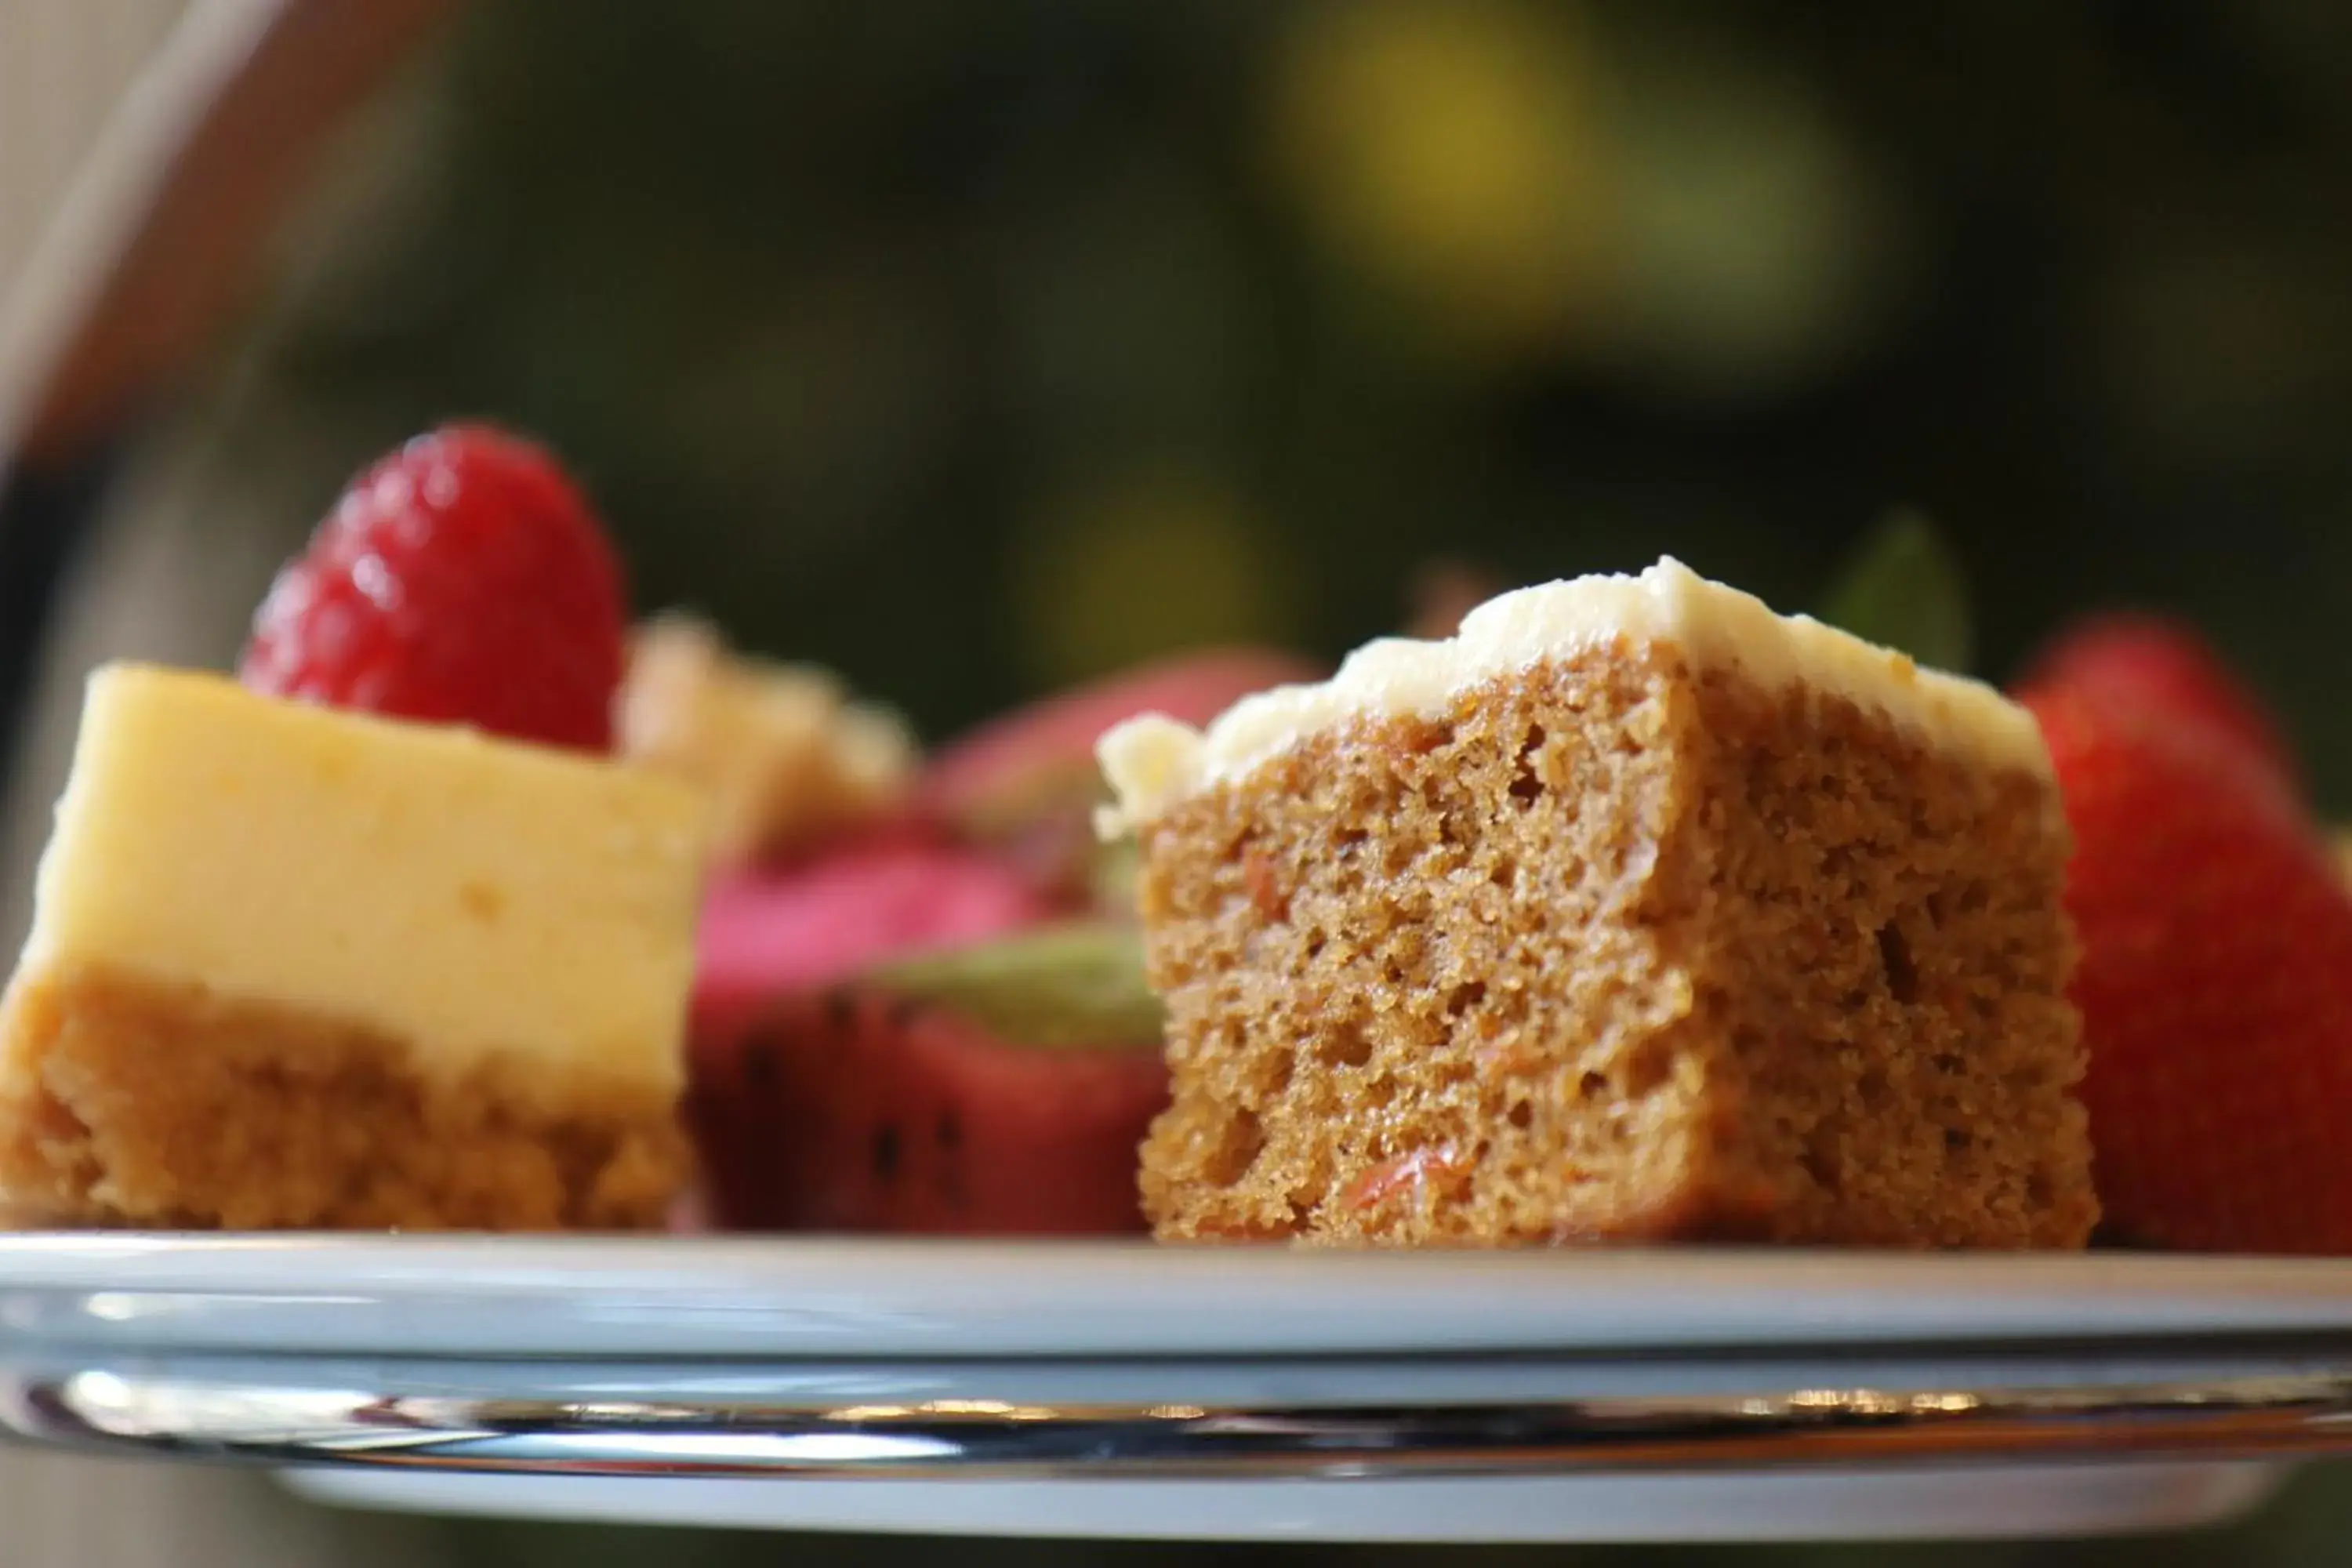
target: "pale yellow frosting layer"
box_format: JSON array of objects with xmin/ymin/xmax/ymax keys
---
[
  {"xmin": 1098, "ymin": 557, "xmax": 2050, "ymax": 832},
  {"xmin": 16, "ymin": 665, "xmax": 708, "ymax": 1096}
]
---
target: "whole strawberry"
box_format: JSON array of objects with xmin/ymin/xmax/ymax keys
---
[
  {"xmin": 2020, "ymin": 682, "xmax": 2352, "ymax": 1254},
  {"xmin": 2022, "ymin": 615, "xmax": 2297, "ymax": 789},
  {"xmin": 241, "ymin": 424, "xmax": 627, "ymax": 751}
]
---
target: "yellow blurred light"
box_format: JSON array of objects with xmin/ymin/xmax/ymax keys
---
[
  {"xmin": 1269, "ymin": 0, "xmax": 1619, "ymax": 360},
  {"xmin": 1011, "ymin": 466, "xmax": 1294, "ymax": 687}
]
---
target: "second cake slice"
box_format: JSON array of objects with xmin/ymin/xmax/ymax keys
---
[{"xmin": 1101, "ymin": 558, "xmax": 2096, "ymax": 1248}]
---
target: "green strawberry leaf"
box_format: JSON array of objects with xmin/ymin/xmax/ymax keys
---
[
  {"xmin": 1817, "ymin": 509, "xmax": 1975, "ymax": 675},
  {"xmin": 866, "ymin": 923, "xmax": 1165, "ymax": 1050}
]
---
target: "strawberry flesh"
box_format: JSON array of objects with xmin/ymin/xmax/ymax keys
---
[
  {"xmin": 693, "ymin": 837, "xmax": 1054, "ymax": 1020},
  {"xmin": 688, "ymin": 984, "xmax": 1164, "ymax": 1234}
]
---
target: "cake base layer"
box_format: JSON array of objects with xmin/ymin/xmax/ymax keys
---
[
  {"xmin": 0, "ymin": 964, "xmax": 688, "ymax": 1230},
  {"xmin": 1134, "ymin": 641, "xmax": 2096, "ymax": 1250}
]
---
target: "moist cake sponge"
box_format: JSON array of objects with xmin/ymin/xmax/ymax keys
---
[{"xmin": 1100, "ymin": 559, "xmax": 2097, "ymax": 1248}]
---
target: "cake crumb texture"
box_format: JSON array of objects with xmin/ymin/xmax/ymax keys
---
[
  {"xmin": 1134, "ymin": 640, "xmax": 2096, "ymax": 1248},
  {"xmin": 0, "ymin": 964, "xmax": 687, "ymax": 1230}
]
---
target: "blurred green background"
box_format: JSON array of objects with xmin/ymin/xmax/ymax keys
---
[
  {"xmin": 73, "ymin": 0, "xmax": 2352, "ymax": 1559},
  {"xmin": 159, "ymin": 0, "xmax": 2352, "ymax": 797}
]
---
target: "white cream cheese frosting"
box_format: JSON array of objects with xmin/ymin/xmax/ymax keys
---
[{"xmin": 1097, "ymin": 557, "xmax": 2051, "ymax": 833}]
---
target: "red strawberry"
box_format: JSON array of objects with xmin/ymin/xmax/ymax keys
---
[
  {"xmin": 916, "ymin": 648, "xmax": 1320, "ymax": 906},
  {"xmin": 2021, "ymin": 615, "xmax": 2297, "ymax": 789},
  {"xmin": 692, "ymin": 833, "xmax": 1054, "ymax": 1021},
  {"xmin": 2022, "ymin": 683, "xmax": 2352, "ymax": 1254},
  {"xmin": 688, "ymin": 925, "xmax": 1167, "ymax": 1233},
  {"xmin": 241, "ymin": 424, "xmax": 626, "ymax": 751},
  {"xmin": 918, "ymin": 648, "xmax": 1319, "ymax": 829}
]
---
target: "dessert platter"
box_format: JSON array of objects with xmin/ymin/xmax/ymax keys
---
[{"xmin": 0, "ymin": 426, "xmax": 2345, "ymax": 1541}]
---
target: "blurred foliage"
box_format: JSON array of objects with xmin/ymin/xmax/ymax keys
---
[
  {"xmin": 189, "ymin": 0, "xmax": 2352, "ymax": 804},
  {"xmin": 1817, "ymin": 510, "xmax": 1975, "ymax": 676}
]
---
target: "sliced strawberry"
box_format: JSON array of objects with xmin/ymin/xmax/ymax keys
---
[
  {"xmin": 688, "ymin": 925, "xmax": 1167, "ymax": 1234},
  {"xmin": 691, "ymin": 835, "xmax": 1054, "ymax": 1022}
]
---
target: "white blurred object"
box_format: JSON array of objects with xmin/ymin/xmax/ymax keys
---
[
  {"xmin": 0, "ymin": 4, "xmax": 452, "ymax": 1561},
  {"xmin": 0, "ymin": 0, "xmax": 194, "ymax": 320},
  {"xmin": 0, "ymin": 0, "xmax": 454, "ymax": 956}
]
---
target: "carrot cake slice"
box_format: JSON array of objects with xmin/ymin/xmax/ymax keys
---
[
  {"xmin": 1100, "ymin": 557, "xmax": 2096, "ymax": 1248},
  {"xmin": 0, "ymin": 664, "xmax": 707, "ymax": 1230}
]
